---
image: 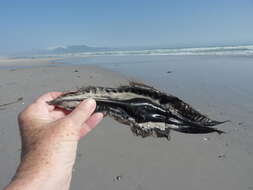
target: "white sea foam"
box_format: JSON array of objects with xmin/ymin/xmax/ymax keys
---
[{"xmin": 67, "ymin": 45, "xmax": 253, "ymax": 56}]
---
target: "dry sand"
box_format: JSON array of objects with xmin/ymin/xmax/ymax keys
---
[{"xmin": 0, "ymin": 56, "xmax": 253, "ymax": 190}]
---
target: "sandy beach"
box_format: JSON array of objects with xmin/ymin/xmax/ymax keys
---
[{"xmin": 0, "ymin": 56, "xmax": 253, "ymax": 190}]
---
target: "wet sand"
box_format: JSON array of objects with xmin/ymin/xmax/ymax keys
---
[{"xmin": 0, "ymin": 56, "xmax": 253, "ymax": 190}]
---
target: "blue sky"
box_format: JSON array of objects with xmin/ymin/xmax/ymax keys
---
[{"xmin": 0, "ymin": 0, "xmax": 253, "ymax": 54}]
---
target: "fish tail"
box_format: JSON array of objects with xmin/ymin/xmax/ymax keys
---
[
  {"xmin": 174, "ymin": 125, "xmax": 225, "ymax": 134},
  {"xmin": 166, "ymin": 114, "xmax": 226, "ymax": 134},
  {"xmin": 203, "ymin": 120, "xmax": 230, "ymax": 127}
]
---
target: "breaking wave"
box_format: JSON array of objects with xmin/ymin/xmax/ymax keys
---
[{"xmin": 71, "ymin": 45, "xmax": 253, "ymax": 56}]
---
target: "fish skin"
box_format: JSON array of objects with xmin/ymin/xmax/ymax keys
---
[{"xmin": 48, "ymin": 82, "xmax": 227, "ymax": 139}]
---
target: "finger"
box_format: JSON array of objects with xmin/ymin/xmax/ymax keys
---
[
  {"xmin": 68, "ymin": 99, "xmax": 96, "ymax": 126},
  {"xmin": 85, "ymin": 112, "xmax": 104, "ymax": 129},
  {"xmin": 79, "ymin": 113, "xmax": 104, "ymax": 138}
]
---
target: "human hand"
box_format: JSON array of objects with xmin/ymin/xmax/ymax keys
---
[{"xmin": 5, "ymin": 92, "xmax": 103, "ymax": 190}]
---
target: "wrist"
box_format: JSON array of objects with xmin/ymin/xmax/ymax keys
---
[
  {"xmin": 5, "ymin": 149, "xmax": 75, "ymax": 190},
  {"xmin": 5, "ymin": 161, "xmax": 73, "ymax": 190}
]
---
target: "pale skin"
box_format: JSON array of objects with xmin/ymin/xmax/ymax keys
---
[{"xmin": 4, "ymin": 92, "xmax": 103, "ymax": 190}]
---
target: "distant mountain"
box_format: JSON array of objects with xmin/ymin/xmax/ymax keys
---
[
  {"xmin": 49, "ymin": 45, "xmax": 109, "ymax": 54},
  {"xmin": 34, "ymin": 45, "xmax": 110, "ymax": 55}
]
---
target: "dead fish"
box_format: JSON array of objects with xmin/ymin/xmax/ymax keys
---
[{"xmin": 48, "ymin": 81, "xmax": 227, "ymax": 140}]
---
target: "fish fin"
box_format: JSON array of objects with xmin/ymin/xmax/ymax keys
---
[
  {"xmin": 166, "ymin": 114, "xmax": 226, "ymax": 134},
  {"xmin": 163, "ymin": 96, "xmax": 224, "ymax": 126}
]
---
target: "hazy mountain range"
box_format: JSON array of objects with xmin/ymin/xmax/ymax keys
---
[{"xmin": 36, "ymin": 45, "xmax": 110, "ymax": 54}]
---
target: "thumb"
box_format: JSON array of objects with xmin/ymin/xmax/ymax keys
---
[{"xmin": 67, "ymin": 99, "xmax": 96, "ymax": 127}]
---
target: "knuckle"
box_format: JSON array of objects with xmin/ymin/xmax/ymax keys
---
[
  {"xmin": 18, "ymin": 111, "xmax": 24, "ymax": 122},
  {"xmin": 18, "ymin": 110, "xmax": 28, "ymax": 124},
  {"xmin": 18, "ymin": 104, "xmax": 36, "ymax": 126}
]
